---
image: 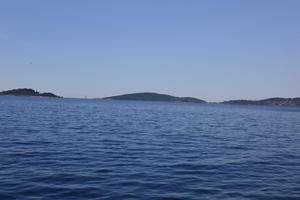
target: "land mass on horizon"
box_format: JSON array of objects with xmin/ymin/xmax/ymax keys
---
[
  {"xmin": 1, "ymin": 88, "xmax": 299, "ymax": 107},
  {"xmin": 222, "ymin": 98, "xmax": 300, "ymax": 107},
  {"xmin": 103, "ymin": 93, "xmax": 300, "ymax": 107},
  {"xmin": 0, "ymin": 88, "xmax": 60, "ymax": 98},
  {"xmin": 102, "ymin": 92, "xmax": 206, "ymax": 103}
]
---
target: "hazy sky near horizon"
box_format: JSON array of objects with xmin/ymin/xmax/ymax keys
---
[{"xmin": 0, "ymin": 0, "xmax": 299, "ymax": 101}]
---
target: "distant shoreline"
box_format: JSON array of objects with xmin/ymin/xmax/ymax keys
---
[
  {"xmin": 103, "ymin": 93, "xmax": 300, "ymax": 107},
  {"xmin": 1, "ymin": 88, "xmax": 299, "ymax": 107},
  {"xmin": 0, "ymin": 88, "xmax": 60, "ymax": 98}
]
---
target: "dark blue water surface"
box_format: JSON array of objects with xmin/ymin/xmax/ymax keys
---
[{"xmin": 1, "ymin": 96, "xmax": 300, "ymax": 200}]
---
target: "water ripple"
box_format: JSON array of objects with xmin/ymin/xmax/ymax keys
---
[{"xmin": 0, "ymin": 96, "xmax": 300, "ymax": 199}]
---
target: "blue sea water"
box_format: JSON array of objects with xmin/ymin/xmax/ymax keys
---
[{"xmin": 0, "ymin": 96, "xmax": 300, "ymax": 200}]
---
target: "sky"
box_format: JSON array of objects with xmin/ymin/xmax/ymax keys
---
[{"xmin": 0, "ymin": 0, "xmax": 299, "ymax": 101}]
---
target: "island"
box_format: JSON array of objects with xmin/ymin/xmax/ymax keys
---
[
  {"xmin": 0, "ymin": 88, "xmax": 61, "ymax": 98},
  {"xmin": 103, "ymin": 92, "xmax": 206, "ymax": 103},
  {"xmin": 222, "ymin": 98, "xmax": 300, "ymax": 107},
  {"xmin": 1, "ymin": 88, "xmax": 299, "ymax": 107}
]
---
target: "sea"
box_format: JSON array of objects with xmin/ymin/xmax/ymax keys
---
[{"xmin": 0, "ymin": 96, "xmax": 300, "ymax": 200}]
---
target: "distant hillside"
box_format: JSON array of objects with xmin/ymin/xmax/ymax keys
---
[
  {"xmin": 0, "ymin": 88, "xmax": 60, "ymax": 98},
  {"xmin": 103, "ymin": 92, "xmax": 206, "ymax": 103},
  {"xmin": 222, "ymin": 98, "xmax": 300, "ymax": 107}
]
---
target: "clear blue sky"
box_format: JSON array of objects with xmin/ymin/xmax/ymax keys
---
[{"xmin": 0, "ymin": 0, "xmax": 299, "ymax": 101}]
